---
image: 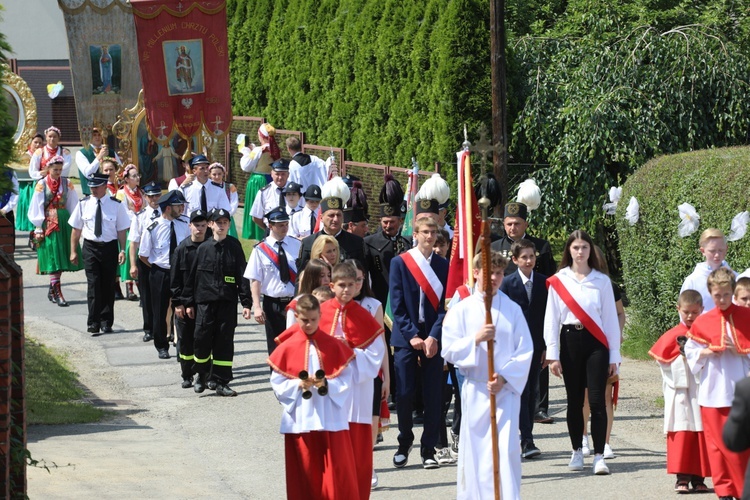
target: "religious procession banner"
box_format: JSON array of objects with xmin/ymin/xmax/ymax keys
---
[
  {"xmin": 58, "ymin": 0, "xmax": 143, "ymax": 146},
  {"xmin": 130, "ymin": 0, "xmax": 232, "ymax": 143}
]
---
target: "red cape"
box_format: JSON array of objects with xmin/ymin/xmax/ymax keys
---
[
  {"xmin": 649, "ymin": 323, "xmax": 688, "ymax": 363},
  {"xmin": 318, "ymin": 298, "xmax": 384, "ymax": 349},
  {"xmin": 687, "ymin": 304, "xmax": 750, "ymax": 353},
  {"xmin": 268, "ymin": 324, "xmax": 355, "ymax": 380}
]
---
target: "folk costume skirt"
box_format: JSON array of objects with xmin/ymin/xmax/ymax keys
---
[
  {"xmin": 241, "ymin": 172, "xmax": 268, "ymax": 240},
  {"xmin": 37, "ymin": 209, "xmax": 83, "ymax": 274}
]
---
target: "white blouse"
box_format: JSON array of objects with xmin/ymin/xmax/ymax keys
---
[{"xmin": 543, "ymin": 267, "xmax": 621, "ymax": 364}]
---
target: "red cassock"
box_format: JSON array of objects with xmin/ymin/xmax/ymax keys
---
[
  {"xmin": 268, "ymin": 325, "xmax": 359, "ymax": 500},
  {"xmin": 687, "ymin": 305, "xmax": 750, "ymax": 497},
  {"xmin": 649, "ymin": 324, "xmax": 712, "ymax": 477}
]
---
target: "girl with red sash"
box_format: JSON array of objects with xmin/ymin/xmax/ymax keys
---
[
  {"xmin": 543, "ymin": 230, "xmax": 621, "ymax": 475},
  {"xmin": 116, "ymin": 164, "xmax": 143, "ymax": 301},
  {"xmin": 27, "ymin": 156, "xmax": 83, "ymax": 306}
]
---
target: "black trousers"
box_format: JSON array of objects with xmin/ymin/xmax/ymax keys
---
[
  {"xmin": 559, "ymin": 326, "xmax": 610, "ymax": 454},
  {"xmin": 520, "ymin": 348, "xmax": 543, "ymax": 444},
  {"xmin": 175, "ymin": 313, "xmax": 196, "ymax": 380},
  {"xmin": 262, "ymin": 296, "xmax": 290, "ymax": 356},
  {"xmin": 194, "ymin": 300, "xmax": 237, "ymax": 384},
  {"xmin": 437, "ymin": 364, "xmax": 461, "ymax": 448},
  {"xmin": 149, "ymin": 265, "xmax": 172, "ymax": 350},
  {"xmin": 394, "ymin": 343, "xmax": 443, "ymax": 455},
  {"xmin": 83, "ymin": 239, "xmax": 118, "ymax": 328},
  {"xmin": 536, "ymin": 366, "xmax": 550, "ymax": 414},
  {"xmin": 137, "ymin": 258, "xmax": 153, "ymax": 334}
]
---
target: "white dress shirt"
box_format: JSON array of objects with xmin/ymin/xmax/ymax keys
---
[
  {"xmin": 29, "ymin": 147, "xmax": 73, "ymax": 179},
  {"xmin": 128, "ymin": 205, "xmax": 160, "ymax": 244},
  {"xmin": 250, "ymin": 182, "xmax": 287, "ymax": 220},
  {"xmin": 180, "ymin": 179, "xmax": 230, "ymax": 215},
  {"xmin": 75, "ymin": 147, "xmax": 121, "ymax": 179},
  {"xmin": 244, "ymin": 234, "xmax": 300, "ymax": 298},
  {"xmin": 543, "ymin": 267, "xmax": 621, "ymax": 364},
  {"xmin": 138, "ymin": 216, "xmax": 189, "ymax": 268},
  {"xmin": 68, "ymin": 194, "xmax": 131, "ymax": 243},
  {"xmin": 289, "ymin": 205, "xmax": 320, "ymax": 239}
]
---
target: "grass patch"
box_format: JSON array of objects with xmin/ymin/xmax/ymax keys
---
[{"xmin": 26, "ymin": 339, "xmax": 105, "ymax": 425}]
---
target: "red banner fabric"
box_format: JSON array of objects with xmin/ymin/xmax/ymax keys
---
[{"xmin": 131, "ymin": 0, "xmax": 231, "ymax": 140}]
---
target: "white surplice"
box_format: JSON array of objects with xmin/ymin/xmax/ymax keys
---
[
  {"xmin": 270, "ymin": 346, "xmax": 353, "ymax": 434},
  {"xmin": 442, "ymin": 290, "xmax": 533, "ymax": 500}
]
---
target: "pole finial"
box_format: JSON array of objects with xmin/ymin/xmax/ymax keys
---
[{"xmin": 462, "ymin": 124, "xmax": 470, "ymax": 151}]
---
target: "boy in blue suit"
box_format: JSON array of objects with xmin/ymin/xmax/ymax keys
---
[
  {"xmin": 389, "ymin": 216, "xmax": 448, "ymax": 469},
  {"xmin": 500, "ymin": 239, "xmax": 548, "ymax": 459}
]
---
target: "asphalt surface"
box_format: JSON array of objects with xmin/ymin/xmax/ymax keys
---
[{"xmin": 17, "ymin": 209, "xmax": 686, "ymax": 499}]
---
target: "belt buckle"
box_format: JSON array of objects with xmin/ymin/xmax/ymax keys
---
[{"xmin": 574, "ymin": 323, "xmax": 584, "ymax": 330}]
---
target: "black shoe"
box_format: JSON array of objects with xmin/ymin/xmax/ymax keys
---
[
  {"xmin": 534, "ymin": 411, "xmax": 553, "ymax": 424},
  {"xmin": 393, "ymin": 444, "xmax": 412, "ymax": 468},
  {"xmin": 87, "ymin": 324, "xmax": 100, "ymax": 335},
  {"xmin": 142, "ymin": 332, "xmax": 153, "ymax": 342},
  {"xmin": 126, "ymin": 291, "xmax": 138, "ymax": 301},
  {"xmin": 521, "ymin": 441, "xmax": 542, "ymax": 459},
  {"xmin": 376, "ymin": 433, "xmax": 384, "ymax": 444},
  {"xmin": 114, "ymin": 285, "xmax": 124, "ymax": 301},
  {"xmin": 215, "ymin": 384, "xmax": 238, "ymax": 397},
  {"xmin": 207, "ymin": 380, "xmax": 218, "ymax": 391},
  {"xmin": 47, "ymin": 285, "xmax": 54, "ymax": 302},
  {"xmin": 194, "ymin": 373, "xmax": 207, "ymax": 393},
  {"xmin": 101, "ymin": 326, "xmax": 113, "ymax": 334},
  {"xmin": 421, "ymin": 450, "xmax": 440, "ymax": 469},
  {"xmin": 157, "ymin": 348, "xmax": 170, "ymax": 359},
  {"xmin": 181, "ymin": 377, "xmax": 193, "ymax": 389},
  {"xmin": 413, "ymin": 409, "xmax": 424, "ymax": 424}
]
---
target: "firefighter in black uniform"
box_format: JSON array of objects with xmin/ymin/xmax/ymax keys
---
[
  {"xmin": 185, "ymin": 208, "xmax": 252, "ymax": 397},
  {"xmin": 171, "ymin": 209, "xmax": 208, "ymax": 388}
]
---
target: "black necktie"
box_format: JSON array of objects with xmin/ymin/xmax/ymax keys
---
[
  {"xmin": 278, "ymin": 188, "xmax": 285, "ymax": 208},
  {"xmin": 200, "ymin": 185, "xmax": 208, "ymax": 212},
  {"xmin": 277, "ymin": 240, "xmax": 290, "ymax": 284},
  {"xmin": 170, "ymin": 221, "xmax": 177, "ymax": 256},
  {"xmin": 95, "ymin": 199, "xmax": 103, "ymax": 238},
  {"xmin": 310, "ymin": 210, "xmax": 316, "ymax": 233}
]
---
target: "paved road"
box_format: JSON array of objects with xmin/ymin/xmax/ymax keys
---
[{"xmin": 17, "ymin": 228, "xmax": 683, "ymax": 499}]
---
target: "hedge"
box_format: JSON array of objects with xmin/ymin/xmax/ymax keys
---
[
  {"xmin": 226, "ymin": 0, "xmax": 491, "ymax": 170},
  {"xmin": 615, "ymin": 146, "xmax": 750, "ymax": 357}
]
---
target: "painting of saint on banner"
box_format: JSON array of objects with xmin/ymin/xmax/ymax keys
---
[
  {"xmin": 163, "ymin": 40, "xmax": 205, "ymax": 96},
  {"xmin": 90, "ymin": 44, "xmax": 121, "ymax": 95}
]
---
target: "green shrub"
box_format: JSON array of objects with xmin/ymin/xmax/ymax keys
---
[{"xmin": 616, "ymin": 146, "xmax": 750, "ymax": 356}]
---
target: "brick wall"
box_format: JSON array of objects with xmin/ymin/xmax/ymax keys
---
[
  {"xmin": 0, "ymin": 250, "xmax": 25, "ymax": 497},
  {"xmin": 0, "ymin": 218, "xmax": 14, "ymax": 256}
]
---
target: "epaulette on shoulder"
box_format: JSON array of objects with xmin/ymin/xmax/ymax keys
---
[
  {"xmin": 260, "ymin": 183, "xmax": 272, "ymax": 191},
  {"xmin": 110, "ymin": 196, "xmax": 121, "ymax": 203},
  {"xmin": 135, "ymin": 208, "xmax": 145, "ymax": 215},
  {"xmin": 177, "ymin": 215, "xmax": 189, "ymax": 222},
  {"xmin": 81, "ymin": 194, "xmax": 91, "ymax": 201},
  {"xmin": 182, "ymin": 181, "xmax": 193, "ymax": 188},
  {"xmin": 147, "ymin": 221, "xmax": 158, "ymax": 231}
]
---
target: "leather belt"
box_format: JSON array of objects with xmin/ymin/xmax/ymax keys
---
[{"xmin": 563, "ymin": 323, "xmax": 585, "ymax": 331}]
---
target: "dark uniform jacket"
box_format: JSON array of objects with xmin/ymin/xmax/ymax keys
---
[
  {"xmin": 723, "ymin": 376, "xmax": 750, "ymax": 500},
  {"xmin": 500, "ymin": 271, "xmax": 548, "ymax": 353},
  {"xmin": 170, "ymin": 237, "xmax": 205, "ymax": 307},
  {"xmin": 296, "ymin": 229, "xmax": 366, "ymax": 272},
  {"xmin": 364, "ymin": 229, "xmax": 411, "ymax": 305},
  {"xmin": 490, "ymin": 233, "xmax": 556, "ymax": 277},
  {"xmin": 184, "ymin": 236, "xmax": 251, "ymax": 306}
]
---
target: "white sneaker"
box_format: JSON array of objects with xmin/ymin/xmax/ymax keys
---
[
  {"xmin": 593, "ymin": 455, "xmax": 610, "ymax": 475},
  {"xmin": 436, "ymin": 447, "xmax": 457, "ymax": 465},
  {"xmin": 568, "ymin": 448, "xmax": 584, "ymax": 471},
  {"xmin": 581, "ymin": 435, "xmax": 591, "ymax": 457},
  {"xmin": 603, "ymin": 443, "xmax": 615, "ymax": 459},
  {"xmin": 371, "ymin": 469, "xmax": 379, "ymax": 489}
]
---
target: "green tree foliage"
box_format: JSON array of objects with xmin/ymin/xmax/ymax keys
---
[
  {"xmin": 0, "ymin": 11, "xmax": 17, "ymax": 195},
  {"xmin": 512, "ymin": 23, "xmax": 750, "ymax": 235},
  {"xmin": 615, "ymin": 147, "xmax": 750, "ymax": 357}
]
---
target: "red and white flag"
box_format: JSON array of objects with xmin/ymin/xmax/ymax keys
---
[{"xmin": 446, "ymin": 150, "xmax": 481, "ymax": 300}]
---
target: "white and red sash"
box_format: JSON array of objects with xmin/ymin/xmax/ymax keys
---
[
  {"xmin": 401, "ymin": 248, "xmax": 443, "ymax": 311},
  {"xmin": 456, "ymin": 284, "xmax": 471, "ymax": 300},
  {"xmin": 257, "ymin": 241, "xmax": 297, "ymax": 284},
  {"xmin": 546, "ymin": 275, "xmax": 609, "ymax": 349}
]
